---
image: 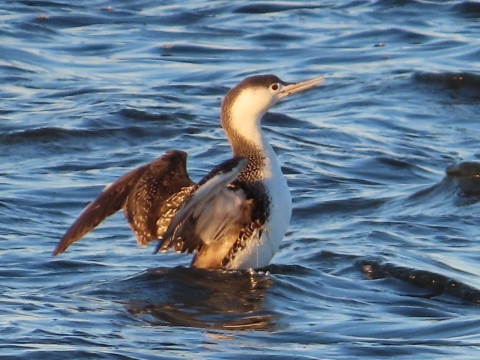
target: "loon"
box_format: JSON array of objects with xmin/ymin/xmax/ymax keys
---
[{"xmin": 53, "ymin": 74, "xmax": 324, "ymax": 270}]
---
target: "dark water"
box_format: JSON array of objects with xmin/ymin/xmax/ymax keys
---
[{"xmin": 2, "ymin": 0, "xmax": 480, "ymax": 358}]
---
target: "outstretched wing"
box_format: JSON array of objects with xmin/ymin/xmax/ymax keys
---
[
  {"xmin": 154, "ymin": 157, "xmax": 249, "ymax": 256},
  {"xmin": 52, "ymin": 164, "xmax": 149, "ymax": 256},
  {"xmin": 124, "ymin": 151, "xmax": 194, "ymax": 246},
  {"xmin": 53, "ymin": 150, "xmax": 193, "ymax": 255}
]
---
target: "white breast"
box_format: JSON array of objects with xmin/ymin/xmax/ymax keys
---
[{"xmin": 227, "ymin": 136, "xmax": 292, "ymax": 270}]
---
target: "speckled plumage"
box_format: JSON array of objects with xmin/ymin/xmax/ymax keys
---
[
  {"xmin": 53, "ymin": 150, "xmax": 194, "ymax": 255},
  {"xmin": 124, "ymin": 151, "xmax": 195, "ymax": 245},
  {"xmin": 54, "ymin": 74, "xmax": 323, "ymax": 270}
]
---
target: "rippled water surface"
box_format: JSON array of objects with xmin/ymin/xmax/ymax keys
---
[{"xmin": 2, "ymin": 0, "xmax": 480, "ymax": 358}]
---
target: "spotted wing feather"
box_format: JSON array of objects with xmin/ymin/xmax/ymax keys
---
[
  {"xmin": 154, "ymin": 157, "xmax": 248, "ymax": 254},
  {"xmin": 53, "ymin": 150, "xmax": 194, "ymax": 255},
  {"xmin": 124, "ymin": 151, "xmax": 194, "ymax": 245}
]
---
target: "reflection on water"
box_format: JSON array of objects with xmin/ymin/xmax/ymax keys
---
[{"xmin": 112, "ymin": 267, "xmax": 276, "ymax": 330}]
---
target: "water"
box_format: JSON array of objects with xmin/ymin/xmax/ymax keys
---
[{"xmin": 1, "ymin": 0, "xmax": 480, "ymax": 358}]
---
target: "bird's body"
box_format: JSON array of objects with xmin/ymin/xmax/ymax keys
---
[{"xmin": 53, "ymin": 74, "xmax": 324, "ymax": 270}]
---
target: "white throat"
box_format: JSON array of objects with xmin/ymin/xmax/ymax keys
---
[{"xmin": 221, "ymin": 87, "xmax": 278, "ymax": 157}]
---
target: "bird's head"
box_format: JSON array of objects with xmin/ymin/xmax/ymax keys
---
[{"xmin": 221, "ymin": 74, "xmax": 324, "ymax": 145}]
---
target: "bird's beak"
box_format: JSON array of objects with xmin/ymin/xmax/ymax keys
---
[{"xmin": 278, "ymin": 76, "xmax": 325, "ymax": 100}]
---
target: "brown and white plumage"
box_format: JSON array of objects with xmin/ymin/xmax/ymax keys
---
[
  {"xmin": 52, "ymin": 150, "xmax": 194, "ymax": 255},
  {"xmin": 53, "ymin": 74, "xmax": 324, "ymax": 269}
]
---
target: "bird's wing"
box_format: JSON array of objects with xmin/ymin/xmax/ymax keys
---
[
  {"xmin": 52, "ymin": 163, "xmax": 150, "ymax": 256},
  {"xmin": 124, "ymin": 151, "xmax": 194, "ymax": 246},
  {"xmin": 154, "ymin": 157, "xmax": 249, "ymax": 255},
  {"xmin": 53, "ymin": 150, "xmax": 193, "ymax": 255}
]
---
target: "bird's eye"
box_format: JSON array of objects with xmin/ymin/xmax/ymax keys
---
[{"xmin": 270, "ymin": 83, "xmax": 279, "ymax": 91}]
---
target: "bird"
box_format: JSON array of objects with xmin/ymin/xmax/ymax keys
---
[{"xmin": 53, "ymin": 74, "xmax": 324, "ymax": 270}]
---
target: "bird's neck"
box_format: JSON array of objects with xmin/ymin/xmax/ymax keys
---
[
  {"xmin": 222, "ymin": 109, "xmax": 264, "ymax": 152},
  {"xmin": 222, "ymin": 113, "xmax": 278, "ymax": 183}
]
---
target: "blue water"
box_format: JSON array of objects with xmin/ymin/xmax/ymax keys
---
[{"xmin": 2, "ymin": 0, "xmax": 480, "ymax": 358}]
